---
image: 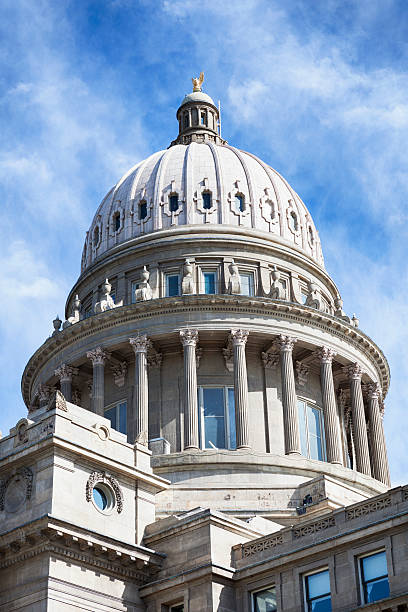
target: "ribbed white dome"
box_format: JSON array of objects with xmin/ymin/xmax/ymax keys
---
[{"xmin": 81, "ymin": 142, "xmax": 324, "ymax": 272}]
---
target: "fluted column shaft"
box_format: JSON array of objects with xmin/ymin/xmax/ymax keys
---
[
  {"xmin": 86, "ymin": 348, "xmax": 110, "ymax": 416},
  {"xmin": 366, "ymin": 384, "xmax": 391, "ymax": 485},
  {"xmin": 276, "ymin": 336, "xmax": 301, "ymax": 455},
  {"xmin": 130, "ymin": 335, "xmax": 150, "ymax": 445},
  {"xmin": 231, "ymin": 330, "xmax": 250, "ymax": 449},
  {"xmin": 315, "ymin": 348, "xmax": 342, "ymax": 464},
  {"xmin": 344, "ymin": 364, "xmax": 371, "ymax": 476},
  {"xmin": 54, "ymin": 364, "xmax": 78, "ymax": 403},
  {"xmin": 180, "ymin": 330, "xmax": 199, "ymax": 450}
]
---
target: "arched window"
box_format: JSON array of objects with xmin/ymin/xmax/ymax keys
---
[
  {"xmin": 169, "ymin": 194, "xmax": 179, "ymax": 212},
  {"xmin": 183, "ymin": 113, "xmax": 189, "ymax": 129},
  {"xmin": 139, "ymin": 200, "xmax": 147, "ymax": 220},
  {"xmin": 113, "ymin": 212, "xmax": 120, "ymax": 232},
  {"xmin": 200, "ymin": 110, "xmax": 207, "ymax": 126},
  {"xmin": 93, "ymin": 226, "xmax": 100, "ymax": 246},
  {"xmin": 235, "ymin": 193, "xmax": 245, "ymax": 212},
  {"xmin": 289, "ymin": 211, "xmax": 298, "ymax": 232},
  {"xmin": 202, "ymin": 192, "xmax": 212, "ymax": 209}
]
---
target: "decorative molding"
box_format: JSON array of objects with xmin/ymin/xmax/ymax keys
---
[
  {"xmin": 85, "ymin": 471, "xmax": 123, "ymax": 514},
  {"xmin": 111, "ymin": 361, "xmax": 127, "ymax": 388},
  {"xmin": 180, "ymin": 329, "xmax": 199, "ymax": 347},
  {"xmin": 295, "ymin": 361, "xmax": 309, "ymax": 387},
  {"xmin": 343, "ymin": 362, "xmax": 363, "ymax": 381},
  {"xmin": 228, "ymin": 180, "xmax": 250, "ymax": 223},
  {"xmin": 129, "ymin": 334, "xmax": 151, "ymax": 354},
  {"xmin": 363, "ymin": 382, "xmax": 381, "ymax": 400},
  {"xmin": 243, "ymin": 533, "xmax": 283, "ymax": 557},
  {"xmin": 0, "ymin": 467, "xmax": 33, "ymax": 512},
  {"xmin": 274, "ymin": 334, "xmax": 297, "ymax": 352},
  {"xmin": 261, "ymin": 351, "xmax": 279, "ymax": 370},
  {"xmin": 345, "ymin": 495, "xmax": 392, "ymax": 520},
  {"xmin": 293, "ymin": 516, "xmax": 335, "ymax": 538},
  {"xmin": 194, "ymin": 177, "xmax": 217, "ymax": 222},
  {"xmin": 87, "ymin": 347, "xmax": 111, "ymax": 366},
  {"xmin": 54, "ymin": 364, "xmax": 78, "ymax": 382},
  {"xmin": 147, "ymin": 350, "xmax": 162, "ymax": 368},
  {"xmin": 259, "ymin": 188, "xmax": 279, "ymax": 233},
  {"xmin": 230, "ymin": 329, "xmax": 249, "ymax": 346},
  {"xmin": 47, "ymin": 390, "xmax": 67, "ymax": 412},
  {"xmin": 223, "ymin": 342, "xmax": 234, "ymax": 372},
  {"xmin": 314, "ymin": 346, "xmax": 336, "ymax": 364}
]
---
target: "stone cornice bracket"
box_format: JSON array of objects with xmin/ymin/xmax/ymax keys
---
[
  {"xmin": 129, "ymin": 335, "xmax": 151, "ymax": 354},
  {"xmin": 274, "ymin": 335, "xmax": 297, "ymax": 352},
  {"xmin": 86, "ymin": 347, "xmax": 111, "ymax": 366},
  {"xmin": 180, "ymin": 329, "xmax": 199, "ymax": 347},
  {"xmin": 363, "ymin": 382, "xmax": 381, "ymax": 400},
  {"xmin": 343, "ymin": 362, "xmax": 363, "ymax": 381},
  {"xmin": 295, "ymin": 361, "xmax": 309, "ymax": 387},
  {"xmin": 261, "ymin": 351, "xmax": 279, "ymax": 370},
  {"xmin": 230, "ymin": 329, "xmax": 249, "ymax": 346},
  {"xmin": 314, "ymin": 347, "xmax": 337, "ymax": 364},
  {"xmin": 54, "ymin": 364, "xmax": 78, "ymax": 383}
]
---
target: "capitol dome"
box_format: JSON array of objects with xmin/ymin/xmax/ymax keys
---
[{"xmin": 82, "ymin": 142, "xmax": 324, "ymax": 273}]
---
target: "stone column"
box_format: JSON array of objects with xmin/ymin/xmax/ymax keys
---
[
  {"xmin": 275, "ymin": 335, "xmax": 301, "ymax": 456},
  {"xmin": 343, "ymin": 363, "xmax": 371, "ymax": 476},
  {"xmin": 365, "ymin": 383, "xmax": 391, "ymax": 485},
  {"xmin": 54, "ymin": 364, "xmax": 78, "ymax": 402},
  {"xmin": 315, "ymin": 347, "xmax": 342, "ymax": 464},
  {"xmin": 231, "ymin": 329, "xmax": 250, "ymax": 450},
  {"xmin": 86, "ymin": 347, "xmax": 110, "ymax": 416},
  {"xmin": 129, "ymin": 335, "xmax": 151, "ymax": 446},
  {"xmin": 180, "ymin": 329, "xmax": 199, "ymax": 450}
]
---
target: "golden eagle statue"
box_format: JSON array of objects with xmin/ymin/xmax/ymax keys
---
[{"xmin": 192, "ymin": 72, "xmax": 204, "ymax": 92}]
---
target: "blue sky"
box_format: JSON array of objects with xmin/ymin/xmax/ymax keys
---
[{"xmin": 1, "ymin": 0, "xmax": 407, "ymax": 484}]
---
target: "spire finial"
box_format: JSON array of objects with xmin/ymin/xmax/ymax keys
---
[{"xmin": 192, "ymin": 71, "xmax": 204, "ymax": 92}]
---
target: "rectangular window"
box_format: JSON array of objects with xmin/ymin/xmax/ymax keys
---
[
  {"xmin": 169, "ymin": 194, "xmax": 179, "ymax": 212},
  {"xmin": 104, "ymin": 401, "xmax": 127, "ymax": 434},
  {"xmin": 204, "ymin": 272, "xmax": 216, "ymax": 294},
  {"xmin": 240, "ymin": 272, "xmax": 254, "ymax": 296},
  {"xmin": 166, "ymin": 274, "xmax": 180, "ymax": 297},
  {"xmin": 304, "ymin": 569, "xmax": 332, "ymax": 612},
  {"xmin": 198, "ymin": 387, "xmax": 236, "ymax": 450},
  {"xmin": 252, "ymin": 586, "xmax": 277, "ymax": 612},
  {"xmin": 360, "ymin": 551, "xmax": 390, "ymax": 604},
  {"xmin": 131, "ymin": 281, "xmax": 140, "ymax": 304},
  {"xmin": 297, "ymin": 400, "xmax": 325, "ymax": 461},
  {"xmin": 170, "ymin": 605, "xmax": 184, "ymax": 612}
]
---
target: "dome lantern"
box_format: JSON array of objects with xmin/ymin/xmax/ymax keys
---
[{"xmin": 170, "ymin": 71, "xmax": 226, "ymax": 146}]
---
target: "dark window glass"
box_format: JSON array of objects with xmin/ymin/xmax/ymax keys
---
[
  {"xmin": 305, "ymin": 570, "xmax": 332, "ymax": 612},
  {"xmin": 253, "ymin": 586, "xmax": 277, "ymax": 612},
  {"xmin": 114, "ymin": 213, "xmax": 120, "ymax": 231},
  {"xmin": 204, "ymin": 272, "xmax": 215, "ymax": 294},
  {"xmin": 289, "ymin": 211, "xmax": 298, "ymax": 231},
  {"xmin": 94, "ymin": 226, "xmax": 99, "ymax": 245},
  {"xmin": 200, "ymin": 111, "xmax": 207, "ymax": 125},
  {"xmin": 361, "ymin": 552, "xmax": 390, "ymax": 603},
  {"xmin": 167, "ymin": 274, "xmax": 180, "ymax": 297},
  {"xmin": 139, "ymin": 200, "xmax": 147, "ymax": 220},
  {"xmin": 235, "ymin": 193, "xmax": 245, "ymax": 212},
  {"xmin": 203, "ymin": 192, "xmax": 212, "ymax": 209},
  {"xmin": 183, "ymin": 113, "xmax": 189, "ymax": 128},
  {"xmin": 192, "ymin": 108, "xmax": 198, "ymax": 125},
  {"xmin": 169, "ymin": 194, "xmax": 179, "ymax": 212},
  {"xmin": 170, "ymin": 606, "xmax": 184, "ymax": 612},
  {"xmin": 105, "ymin": 402, "xmax": 127, "ymax": 435}
]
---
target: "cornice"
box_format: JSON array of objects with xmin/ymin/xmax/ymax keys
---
[{"xmin": 22, "ymin": 295, "xmax": 390, "ymax": 407}]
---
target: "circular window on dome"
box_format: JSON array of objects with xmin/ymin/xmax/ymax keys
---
[{"xmin": 91, "ymin": 482, "xmax": 115, "ymax": 514}]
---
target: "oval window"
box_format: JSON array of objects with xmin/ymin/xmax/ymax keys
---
[{"xmin": 92, "ymin": 483, "xmax": 115, "ymax": 513}]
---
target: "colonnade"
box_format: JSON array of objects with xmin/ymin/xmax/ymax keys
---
[{"xmin": 53, "ymin": 330, "xmax": 390, "ymax": 486}]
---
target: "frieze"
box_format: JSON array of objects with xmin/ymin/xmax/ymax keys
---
[
  {"xmin": 243, "ymin": 533, "xmax": 283, "ymax": 557},
  {"xmin": 345, "ymin": 494, "xmax": 392, "ymax": 520},
  {"xmin": 293, "ymin": 516, "xmax": 335, "ymax": 538},
  {"xmin": 0, "ymin": 467, "xmax": 33, "ymax": 512},
  {"xmin": 85, "ymin": 471, "xmax": 123, "ymax": 513}
]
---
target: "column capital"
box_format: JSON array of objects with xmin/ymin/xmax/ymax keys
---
[
  {"xmin": 129, "ymin": 334, "xmax": 151, "ymax": 353},
  {"xmin": 54, "ymin": 363, "xmax": 78, "ymax": 382},
  {"xmin": 314, "ymin": 346, "xmax": 337, "ymax": 364},
  {"xmin": 180, "ymin": 329, "xmax": 199, "ymax": 347},
  {"xmin": 343, "ymin": 362, "xmax": 363, "ymax": 381},
  {"xmin": 363, "ymin": 382, "xmax": 381, "ymax": 400},
  {"xmin": 274, "ymin": 335, "xmax": 297, "ymax": 352},
  {"xmin": 230, "ymin": 329, "xmax": 249, "ymax": 346},
  {"xmin": 87, "ymin": 347, "xmax": 111, "ymax": 365}
]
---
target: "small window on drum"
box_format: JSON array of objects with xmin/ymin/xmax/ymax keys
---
[
  {"xmin": 308, "ymin": 226, "xmax": 314, "ymax": 245},
  {"xmin": 183, "ymin": 113, "xmax": 189, "ymax": 128},
  {"xmin": 289, "ymin": 211, "xmax": 298, "ymax": 232},
  {"xmin": 202, "ymin": 192, "xmax": 212, "ymax": 209},
  {"xmin": 113, "ymin": 212, "xmax": 120, "ymax": 232},
  {"xmin": 192, "ymin": 108, "xmax": 198, "ymax": 125},
  {"xmin": 200, "ymin": 110, "xmax": 207, "ymax": 126},
  {"xmin": 139, "ymin": 200, "xmax": 148, "ymax": 220},
  {"xmin": 93, "ymin": 226, "xmax": 100, "ymax": 246},
  {"xmin": 169, "ymin": 194, "xmax": 179, "ymax": 212},
  {"xmin": 235, "ymin": 193, "xmax": 245, "ymax": 212},
  {"xmin": 92, "ymin": 482, "xmax": 115, "ymax": 514}
]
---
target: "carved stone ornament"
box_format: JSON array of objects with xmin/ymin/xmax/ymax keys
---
[
  {"xmin": 111, "ymin": 361, "xmax": 127, "ymax": 388},
  {"xmin": 62, "ymin": 294, "xmax": 81, "ymax": 329},
  {"xmin": 223, "ymin": 344, "xmax": 234, "ymax": 372},
  {"xmin": 261, "ymin": 351, "xmax": 279, "ymax": 369},
  {"xmin": 227, "ymin": 260, "xmax": 241, "ymax": 295},
  {"xmin": 270, "ymin": 266, "xmax": 285, "ymax": 299},
  {"xmin": 0, "ymin": 467, "xmax": 33, "ymax": 512},
  {"xmin": 180, "ymin": 329, "xmax": 199, "ymax": 347},
  {"xmin": 129, "ymin": 334, "xmax": 151, "ymax": 353},
  {"xmin": 228, "ymin": 180, "xmax": 250, "ymax": 222},
  {"xmin": 72, "ymin": 388, "xmax": 81, "ymax": 406},
  {"xmin": 87, "ymin": 346, "xmax": 111, "ymax": 366},
  {"xmin": 305, "ymin": 280, "xmax": 323, "ymax": 311},
  {"xmin": 147, "ymin": 349, "xmax": 163, "ymax": 368},
  {"xmin": 259, "ymin": 188, "xmax": 279, "ymax": 233},
  {"xmin": 15, "ymin": 418, "xmax": 29, "ymax": 445},
  {"xmin": 161, "ymin": 179, "xmax": 184, "ymax": 224},
  {"xmin": 363, "ymin": 382, "xmax": 381, "ymax": 400},
  {"xmin": 135, "ymin": 266, "xmax": 153, "ymax": 302},
  {"xmin": 54, "ymin": 364, "xmax": 78, "ymax": 383},
  {"xmin": 334, "ymin": 296, "xmax": 352, "ymax": 324},
  {"xmin": 135, "ymin": 430, "xmax": 148, "ymax": 446},
  {"xmin": 230, "ymin": 329, "xmax": 249, "ymax": 346},
  {"xmin": 274, "ymin": 335, "xmax": 297, "ymax": 352},
  {"xmin": 314, "ymin": 347, "xmax": 336, "ymax": 364},
  {"xmin": 295, "ymin": 361, "xmax": 309, "ymax": 387},
  {"xmin": 47, "ymin": 389, "xmax": 67, "ymax": 412},
  {"xmin": 85, "ymin": 471, "xmax": 123, "ymax": 514},
  {"xmin": 194, "ymin": 177, "xmax": 217, "ymax": 222},
  {"xmin": 94, "ymin": 279, "xmax": 123, "ymax": 313},
  {"xmin": 181, "ymin": 259, "xmax": 195, "ymax": 295},
  {"xmin": 343, "ymin": 362, "xmax": 363, "ymax": 381}
]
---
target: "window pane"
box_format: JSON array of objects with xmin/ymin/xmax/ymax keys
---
[
  {"xmin": 310, "ymin": 596, "xmax": 332, "ymax": 612},
  {"xmin": 139, "ymin": 201, "xmax": 147, "ymax": 219},
  {"xmin": 204, "ymin": 416, "xmax": 225, "ymax": 448},
  {"xmin": 362, "ymin": 552, "xmax": 388, "ymax": 581},
  {"xmin": 167, "ymin": 275, "xmax": 179, "ymax": 297},
  {"xmin": 203, "ymin": 192, "xmax": 212, "ymax": 209},
  {"xmin": 297, "ymin": 401, "xmax": 308, "ymax": 457},
  {"xmin": 203, "ymin": 388, "xmax": 224, "ymax": 416},
  {"xmin": 204, "ymin": 272, "xmax": 215, "ymax": 294},
  {"xmin": 240, "ymin": 273, "xmax": 254, "ymax": 296},
  {"xmin": 105, "ymin": 406, "xmax": 117, "ymax": 430},
  {"xmin": 227, "ymin": 388, "xmax": 236, "ymax": 449},
  {"xmin": 253, "ymin": 587, "xmax": 277, "ymax": 612},
  {"xmin": 119, "ymin": 402, "xmax": 127, "ymax": 434},
  {"xmin": 309, "ymin": 433, "xmax": 323, "ymax": 461},
  {"xmin": 365, "ymin": 578, "xmax": 390, "ymax": 602},
  {"xmin": 307, "ymin": 570, "xmax": 330, "ymax": 598},
  {"xmin": 235, "ymin": 194, "xmax": 244, "ymax": 212},
  {"xmin": 308, "ymin": 406, "xmax": 321, "ymax": 436},
  {"xmin": 170, "ymin": 195, "xmax": 179, "ymax": 211}
]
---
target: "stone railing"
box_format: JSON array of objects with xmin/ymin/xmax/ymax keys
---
[{"xmin": 235, "ymin": 485, "xmax": 408, "ymax": 565}]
